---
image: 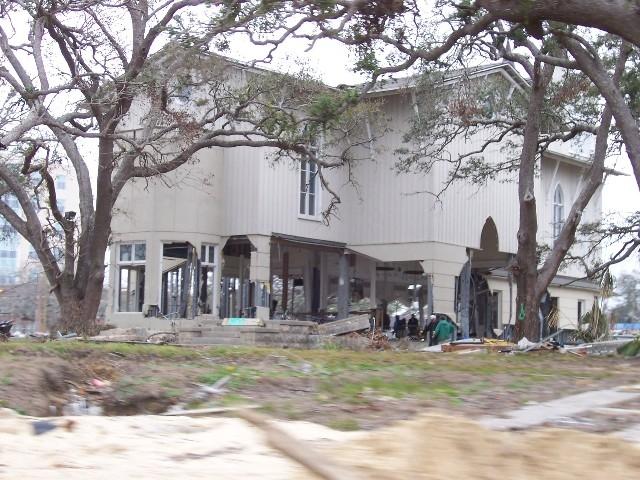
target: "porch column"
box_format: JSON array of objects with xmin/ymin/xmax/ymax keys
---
[
  {"xmin": 319, "ymin": 251, "xmax": 328, "ymax": 311},
  {"xmin": 369, "ymin": 260, "xmax": 377, "ymax": 309},
  {"xmin": 337, "ymin": 252, "xmax": 349, "ymax": 319},
  {"xmin": 418, "ymin": 281, "xmax": 425, "ymax": 329},
  {"xmin": 281, "ymin": 249, "xmax": 289, "ymax": 315},
  {"xmin": 460, "ymin": 260, "xmax": 471, "ymax": 339},
  {"xmin": 426, "ymin": 274, "xmax": 434, "ymax": 318},
  {"xmin": 247, "ymin": 235, "xmax": 271, "ymax": 319},
  {"xmin": 238, "ymin": 255, "xmax": 245, "ymax": 316},
  {"xmin": 303, "ymin": 256, "xmax": 314, "ymax": 313}
]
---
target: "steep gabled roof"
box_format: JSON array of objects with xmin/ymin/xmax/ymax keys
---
[{"xmin": 544, "ymin": 150, "xmax": 626, "ymax": 177}]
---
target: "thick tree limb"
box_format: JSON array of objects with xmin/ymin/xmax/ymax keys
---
[
  {"xmin": 557, "ymin": 34, "xmax": 640, "ymax": 191},
  {"xmin": 477, "ymin": 0, "xmax": 640, "ymax": 48}
]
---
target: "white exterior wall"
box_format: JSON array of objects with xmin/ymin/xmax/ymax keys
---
[
  {"xmin": 252, "ymin": 153, "xmax": 350, "ymax": 242},
  {"xmin": 429, "ymin": 131, "xmax": 521, "ymax": 252},
  {"xmin": 346, "ymin": 94, "xmax": 434, "ymax": 247},
  {"xmin": 548, "ymin": 285, "xmax": 597, "ymax": 330},
  {"xmin": 539, "ymin": 155, "xmax": 603, "ymax": 279},
  {"xmin": 111, "ymin": 148, "xmax": 225, "ymax": 325}
]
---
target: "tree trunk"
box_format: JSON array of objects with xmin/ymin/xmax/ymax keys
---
[
  {"xmin": 58, "ymin": 291, "xmax": 97, "ymax": 336},
  {"xmin": 513, "ymin": 60, "xmax": 554, "ymax": 341},
  {"xmin": 515, "ymin": 272, "xmax": 543, "ymax": 341}
]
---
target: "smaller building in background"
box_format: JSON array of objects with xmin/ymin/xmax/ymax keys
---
[{"xmin": 0, "ymin": 171, "xmax": 82, "ymax": 332}]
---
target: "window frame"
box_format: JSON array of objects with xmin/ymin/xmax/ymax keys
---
[
  {"xmin": 116, "ymin": 241, "xmax": 146, "ymax": 313},
  {"xmin": 55, "ymin": 175, "xmax": 66, "ymax": 190},
  {"xmin": 298, "ymin": 134, "xmax": 323, "ymax": 220},
  {"xmin": 198, "ymin": 243, "xmax": 218, "ymax": 315},
  {"xmin": 552, "ymin": 184, "xmax": 565, "ymax": 239},
  {"xmin": 200, "ymin": 243, "xmax": 217, "ymax": 266}
]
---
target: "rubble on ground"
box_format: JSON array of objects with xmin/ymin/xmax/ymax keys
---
[
  {"xmin": 316, "ymin": 315, "xmax": 371, "ymax": 336},
  {"xmin": 89, "ymin": 327, "xmax": 159, "ymax": 343}
]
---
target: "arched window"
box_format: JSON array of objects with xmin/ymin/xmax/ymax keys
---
[{"xmin": 553, "ymin": 185, "xmax": 564, "ymax": 238}]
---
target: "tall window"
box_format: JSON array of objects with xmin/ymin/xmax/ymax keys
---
[
  {"xmin": 199, "ymin": 244, "xmax": 217, "ymax": 315},
  {"xmin": 117, "ymin": 242, "xmax": 146, "ymax": 312},
  {"xmin": 0, "ymin": 217, "xmax": 18, "ymax": 285},
  {"xmin": 299, "ymin": 159, "xmax": 319, "ymax": 217},
  {"xmin": 553, "ymin": 185, "xmax": 564, "ymax": 239},
  {"xmin": 55, "ymin": 175, "xmax": 66, "ymax": 190},
  {"xmin": 577, "ymin": 299, "xmax": 585, "ymax": 325}
]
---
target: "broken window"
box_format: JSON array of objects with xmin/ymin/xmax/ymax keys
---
[
  {"xmin": 199, "ymin": 244, "xmax": 217, "ymax": 315},
  {"xmin": 161, "ymin": 242, "xmax": 199, "ymax": 318},
  {"xmin": 117, "ymin": 242, "xmax": 146, "ymax": 312}
]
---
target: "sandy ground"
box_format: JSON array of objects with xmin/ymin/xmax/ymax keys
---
[
  {"xmin": 2, "ymin": 408, "xmax": 639, "ymax": 480},
  {"xmin": 0, "ymin": 408, "xmax": 351, "ymax": 479},
  {"xmin": 328, "ymin": 414, "xmax": 640, "ymax": 480}
]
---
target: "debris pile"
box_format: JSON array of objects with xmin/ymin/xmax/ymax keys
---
[{"xmin": 87, "ymin": 327, "xmax": 177, "ymax": 344}]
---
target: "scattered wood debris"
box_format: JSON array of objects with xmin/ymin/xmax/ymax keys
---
[{"xmin": 317, "ymin": 315, "xmax": 371, "ymax": 336}]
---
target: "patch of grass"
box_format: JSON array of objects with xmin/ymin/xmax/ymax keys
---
[
  {"xmin": 163, "ymin": 388, "xmax": 184, "ymax": 398},
  {"xmin": 219, "ymin": 393, "xmax": 247, "ymax": 406},
  {"xmin": 197, "ymin": 368, "xmax": 230, "ymax": 385},
  {"xmin": 279, "ymin": 401, "xmax": 304, "ymax": 420},
  {"xmin": 184, "ymin": 399, "xmax": 205, "ymax": 410},
  {"xmin": 318, "ymin": 374, "xmax": 461, "ymax": 405},
  {"xmin": 260, "ymin": 402, "xmax": 277, "ymax": 414},
  {"xmin": 327, "ymin": 418, "xmax": 361, "ymax": 431},
  {"xmin": 0, "ymin": 374, "xmax": 13, "ymax": 386},
  {"xmin": 460, "ymin": 381, "xmax": 492, "ymax": 396},
  {"xmin": 0, "ymin": 340, "xmax": 203, "ymax": 359}
]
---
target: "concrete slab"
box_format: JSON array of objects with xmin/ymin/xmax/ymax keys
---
[
  {"xmin": 479, "ymin": 384, "xmax": 640, "ymax": 431},
  {"xmin": 615, "ymin": 423, "xmax": 640, "ymax": 443}
]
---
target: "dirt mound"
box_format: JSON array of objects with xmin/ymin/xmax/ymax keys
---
[{"xmin": 325, "ymin": 414, "xmax": 640, "ymax": 479}]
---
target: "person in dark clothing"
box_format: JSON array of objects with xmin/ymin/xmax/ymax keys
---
[
  {"xmin": 393, "ymin": 315, "xmax": 407, "ymax": 339},
  {"xmin": 423, "ymin": 314, "xmax": 438, "ymax": 346},
  {"xmin": 408, "ymin": 314, "xmax": 419, "ymax": 338},
  {"xmin": 383, "ymin": 312, "xmax": 391, "ymax": 330}
]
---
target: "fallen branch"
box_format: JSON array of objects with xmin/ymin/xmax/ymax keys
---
[{"xmin": 235, "ymin": 409, "xmax": 366, "ymax": 480}]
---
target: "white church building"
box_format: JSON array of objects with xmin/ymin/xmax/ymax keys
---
[{"xmin": 106, "ymin": 58, "xmax": 606, "ymax": 337}]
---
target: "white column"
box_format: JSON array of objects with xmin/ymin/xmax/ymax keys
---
[
  {"xmin": 319, "ymin": 251, "xmax": 328, "ymax": 310},
  {"xmin": 369, "ymin": 260, "xmax": 377, "ymax": 309},
  {"xmin": 303, "ymin": 256, "xmax": 314, "ymax": 313},
  {"xmin": 337, "ymin": 253, "xmax": 349, "ymax": 319}
]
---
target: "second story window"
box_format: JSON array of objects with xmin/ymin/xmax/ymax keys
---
[
  {"xmin": 299, "ymin": 159, "xmax": 319, "ymax": 217},
  {"xmin": 55, "ymin": 175, "xmax": 66, "ymax": 190},
  {"xmin": 553, "ymin": 185, "xmax": 564, "ymax": 239}
]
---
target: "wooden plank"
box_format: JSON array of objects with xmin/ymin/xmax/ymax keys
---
[
  {"xmin": 442, "ymin": 343, "xmax": 513, "ymax": 353},
  {"xmin": 317, "ymin": 314, "xmax": 370, "ymax": 336},
  {"xmin": 162, "ymin": 405, "xmax": 260, "ymax": 417}
]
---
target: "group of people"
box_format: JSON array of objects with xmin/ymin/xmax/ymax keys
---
[{"xmin": 391, "ymin": 313, "xmax": 456, "ymax": 345}]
